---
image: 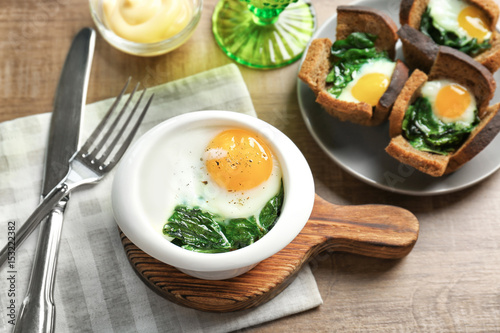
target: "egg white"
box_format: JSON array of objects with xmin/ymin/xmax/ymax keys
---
[
  {"xmin": 337, "ymin": 58, "xmax": 396, "ymax": 104},
  {"xmin": 420, "ymin": 79, "xmax": 477, "ymax": 125},
  {"xmin": 427, "ymin": 0, "xmax": 492, "ymax": 41},
  {"xmin": 159, "ymin": 126, "xmax": 282, "ymax": 226}
]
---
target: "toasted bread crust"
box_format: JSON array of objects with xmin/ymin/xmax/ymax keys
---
[
  {"xmin": 429, "ymin": 46, "xmax": 496, "ymax": 115},
  {"xmin": 475, "ymin": 32, "xmax": 500, "ymax": 73},
  {"xmin": 375, "ymin": 60, "xmax": 410, "ymax": 125},
  {"xmin": 298, "ymin": 38, "xmax": 332, "ymax": 95},
  {"xmin": 388, "ymin": 69, "xmax": 428, "ymax": 138},
  {"xmin": 446, "ymin": 103, "xmax": 500, "ymax": 173},
  {"xmin": 316, "ymin": 91, "xmax": 374, "ymax": 125},
  {"xmin": 398, "ymin": 25, "xmax": 439, "ymax": 73},
  {"xmin": 399, "ymin": 0, "xmax": 429, "ymax": 28},
  {"xmin": 337, "ymin": 6, "xmax": 399, "ymax": 59},
  {"xmin": 385, "ymin": 135, "xmax": 450, "ymax": 177},
  {"xmin": 399, "ymin": 0, "xmax": 500, "ymax": 72}
]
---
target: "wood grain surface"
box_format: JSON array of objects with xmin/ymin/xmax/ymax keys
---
[
  {"xmin": 121, "ymin": 194, "xmax": 419, "ymax": 312},
  {"xmin": 2, "ymin": 0, "xmax": 500, "ymax": 331}
]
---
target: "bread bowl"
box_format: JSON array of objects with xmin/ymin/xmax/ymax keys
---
[
  {"xmin": 386, "ymin": 46, "xmax": 500, "ymax": 176},
  {"xmin": 399, "ymin": 0, "xmax": 500, "ymax": 73},
  {"xmin": 299, "ymin": 6, "xmax": 409, "ymax": 126}
]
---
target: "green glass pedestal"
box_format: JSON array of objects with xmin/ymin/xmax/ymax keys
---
[{"xmin": 212, "ymin": 0, "xmax": 316, "ymax": 69}]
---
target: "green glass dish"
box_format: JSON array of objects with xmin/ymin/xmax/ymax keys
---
[{"xmin": 212, "ymin": 0, "xmax": 316, "ymax": 69}]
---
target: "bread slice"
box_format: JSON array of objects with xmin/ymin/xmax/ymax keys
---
[
  {"xmin": 399, "ymin": 0, "xmax": 429, "ymax": 28},
  {"xmin": 446, "ymin": 102, "xmax": 500, "ymax": 173},
  {"xmin": 386, "ymin": 135, "xmax": 450, "ymax": 176},
  {"xmin": 397, "ymin": 25, "xmax": 439, "ymax": 73},
  {"xmin": 473, "ymin": 35, "xmax": 500, "ymax": 74},
  {"xmin": 388, "ymin": 68, "xmax": 428, "ymax": 137},
  {"xmin": 315, "ymin": 90, "xmax": 373, "ymax": 125},
  {"xmin": 298, "ymin": 38, "xmax": 331, "ymax": 96},
  {"xmin": 298, "ymin": 6, "xmax": 408, "ymax": 126},
  {"xmin": 336, "ymin": 6, "xmax": 399, "ymax": 60},
  {"xmin": 399, "ymin": 0, "xmax": 500, "ymax": 72},
  {"xmin": 385, "ymin": 47, "xmax": 499, "ymax": 176},
  {"xmin": 375, "ymin": 60, "xmax": 410, "ymax": 125}
]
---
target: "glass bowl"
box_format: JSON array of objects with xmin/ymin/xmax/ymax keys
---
[{"xmin": 89, "ymin": 0, "xmax": 202, "ymax": 57}]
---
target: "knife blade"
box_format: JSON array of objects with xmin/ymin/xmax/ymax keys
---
[
  {"xmin": 0, "ymin": 28, "xmax": 95, "ymax": 265},
  {"xmin": 12, "ymin": 27, "xmax": 95, "ymax": 333},
  {"xmin": 42, "ymin": 31, "xmax": 94, "ymax": 194}
]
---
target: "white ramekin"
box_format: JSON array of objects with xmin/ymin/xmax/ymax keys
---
[{"xmin": 112, "ymin": 111, "xmax": 315, "ymax": 280}]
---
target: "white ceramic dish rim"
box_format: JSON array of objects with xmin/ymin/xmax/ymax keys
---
[{"xmin": 112, "ymin": 110, "xmax": 315, "ymax": 272}]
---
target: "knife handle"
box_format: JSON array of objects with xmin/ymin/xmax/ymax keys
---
[
  {"xmin": 13, "ymin": 200, "xmax": 67, "ymax": 333},
  {"xmin": 0, "ymin": 183, "xmax": 69, "ymax": 267}
]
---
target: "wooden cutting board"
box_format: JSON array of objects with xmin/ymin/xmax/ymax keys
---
[{"xmin": 121, "ymin": 194, "xmax": 419, "ymax": 312}]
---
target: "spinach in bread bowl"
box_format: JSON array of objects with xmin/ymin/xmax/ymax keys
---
[
  {"xmin": 385, "ymin": 46, "xmax": 499, "ymax": 177},
  {"xmin": 398, "ymin": 0, "xmax": 500, "ymax": 73},
  {"xmin": 298, "ymin": 5, "xmax": 407, "ymax": 126},
  {"xmin": 402, "ymin": 96, "xmax": 480, "ymax": 155},
  {"xmin": 420, "ymin": 7, "xmax": 491, "ymax": 56},
  {"xmin": 325, "ymin": 32, "xmax": 393, "ymax": 98}
]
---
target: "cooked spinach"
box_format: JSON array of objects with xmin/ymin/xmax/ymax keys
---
[
  {"xmin": 402, "ymin": 97, "xmax": 479, "ymax": 155},
  {"xmin": 258, "ymin": 182, "xmax": 284, "ymax": 230},
  {"xmin": 163, "ymin": 182, "xmax": 284, "ymax": 253},
  {"xmin": 420, "ymin": 8, "xmax": 491, "ymax": 56},
  {"xmin": 163, "ymin": 206, "xmax": 232, "ymax": 253},
  {"xmin": 224, "ymin": 217, "xmax": 263, "ymax": 249},
  {"xmin": 326, "ymin": 32, "xmax": 389, "ymax": 97}
]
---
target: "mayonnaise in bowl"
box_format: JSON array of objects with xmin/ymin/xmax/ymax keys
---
[
  {"xmin": 102, "ymin": 0, "xmax": 193, "ymax": 43},
  {"xmin": 89, "ymin": 0, "xmax": 202, "ymax": 56}
]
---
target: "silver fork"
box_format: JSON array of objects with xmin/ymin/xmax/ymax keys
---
[
  {"xmin": 13, "ymin": 80, "xmax": 153, "ymax": 332},
  {"xmin": 14, "ymin": 80, "xmax": 152, "ymax": 243}
]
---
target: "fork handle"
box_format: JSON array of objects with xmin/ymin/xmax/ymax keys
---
[
  {"xmin": 0, "ymin": 183, "xmax": 69, "ymax": 267},
  {"xmin": 13, "ymin": 199, "xmax": 67, "ymax": 333}
]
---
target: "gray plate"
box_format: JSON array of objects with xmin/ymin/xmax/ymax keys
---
[{"xmin": 297, "ymin": 0, "xmax": 500, "ymax": 196}]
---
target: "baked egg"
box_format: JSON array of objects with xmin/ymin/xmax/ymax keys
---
[
  {"xmin": 337, "ymin": 58, "xmax": 396, "ymax": 106},
  {"xmin": 420, "ymin": 79, "xmax": 477, "ymax": 125},
  {"xmin": 162, "ymin": 126, "xmax": 282, "ymax": 223},
  {"xmin": 427, "ymin": 0, "xmax": 492, "ymax": 43}
]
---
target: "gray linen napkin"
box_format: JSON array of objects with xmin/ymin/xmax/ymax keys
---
[{"xmin": 0, "ymin": 64, "xmax": 322, "ymax": 332}]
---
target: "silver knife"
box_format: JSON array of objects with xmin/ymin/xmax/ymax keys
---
[
  {"xmin": 13, "ymin": 27, "xmax": 95, "ymax": 333},
  {"xmin": 0, "ymin": 28, "xmax": 95, "ymax": 265}
]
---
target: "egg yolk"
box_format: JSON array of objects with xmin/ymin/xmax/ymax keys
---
[
  {"xmin": 205, "ymin": 129, "xmax": 273, "ymax": 192},
  {"xmin": 458, "ymin": 6, "xmax": 491, "ymax": 42},
  {"xmin": 435, "ymin": 84, "xmax": 471, "ymax": 119},
  {"xmin": 351, "ymin": 73, "xmax": 390, "ymax": 106}
]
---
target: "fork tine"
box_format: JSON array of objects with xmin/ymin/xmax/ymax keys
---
[
  {"xmin": 96, "ymin": 87, "xmax": 146, "ymax": 163},
  {"xmin": 79, "ymin": 77, "xmax": 131, "ymax": 155},
  {"xmin": 103, "ymin": 93, "xmax": 154, "ymax": 171},
  {"xmin": 89, "ymin": 82, "xmax": 140, "ymax": 159}
]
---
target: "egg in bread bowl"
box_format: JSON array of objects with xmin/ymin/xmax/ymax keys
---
[
  {"xmin": 399, "ymin": 0, "xmax": 500, "ymax": 73},
  {"xmin": 299, "ymin": 5, "xmax": 409, "ymax": 126},
  {"xmin": 386, "ymin": 46, "xmax": 500, "ymax": 177}
]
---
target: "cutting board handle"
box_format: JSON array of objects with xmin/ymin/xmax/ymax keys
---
[{"xmin": 295, "ymin": 194, "xmax": 419, "ymax": 260}]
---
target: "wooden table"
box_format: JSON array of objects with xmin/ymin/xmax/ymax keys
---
[{"xmin": 2, "ymin": 0, "xmax": 500, "ymax": 331}]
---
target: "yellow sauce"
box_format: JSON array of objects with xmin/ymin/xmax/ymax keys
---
[{"xmin": 102, "ymin": 0, "xmax": 193, "ymax": 43}]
